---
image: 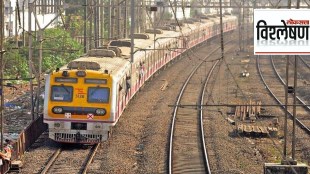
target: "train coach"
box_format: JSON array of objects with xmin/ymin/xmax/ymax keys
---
[{"xmin": 43, "ymin": 14, "xmax": 237, "ymax": 144}]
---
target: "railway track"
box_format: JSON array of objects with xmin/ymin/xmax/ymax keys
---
[
  {"xmin": 40, "ymin": 143, "xmax": 100, "ymax": 174},
  {"xmin": 168, "ymin": 39, "xmax": 236, "ymax": 173},
  {"xmin": 256, "ymin": 55, "xmax": 310, "ymax": 134},
  {"xmin": 271, "ymin": 56, "xmax": 310, "ymax": 112},
  {"xmin": 198, "ymin": 60, "xmax": 219, "ymax": 174},
  {"xmin": 299, "ymin": 56, "xmax": 310, "ymax": 70}
]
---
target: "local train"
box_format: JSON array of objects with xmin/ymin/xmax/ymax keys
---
[{"xmin": 43, "ymin": 14, "xmax": 237, "ymax": 144}]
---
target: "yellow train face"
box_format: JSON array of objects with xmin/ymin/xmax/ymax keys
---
[{"xmin": 47, "ymin": 69, "xmax": 112, "ymax": 121}]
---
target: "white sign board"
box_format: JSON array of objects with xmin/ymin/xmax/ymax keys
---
[{"xmin": 254, "ymin": 9, "xmax": 310, "ymax": 55}]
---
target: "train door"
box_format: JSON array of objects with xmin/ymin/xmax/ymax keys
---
[
  {"xmin": 166, "ymin": 43, "xmax": 171, "ymax": 63},
  {"xmin": 124, "ymin": 68, "xmax": 132, "ymax": 101},
  {"xmin": 173, "ymin": 39, "xmax": 178, "ymax": 58},
  {"xmin": 146, "ymin": 53, "xmax": 151, "ymax": 78},
  {"xmin": 154, "ymin": 50, "xmax": 158, "ymax": 72},
  {"xmin": 202, "ymin": 29, "xmax": 206, "ymax": 41},
  {"xmin": 131, "ymin": 61, "xmax": 139, "ymax": 93},
  {"xmin": 136, "ymin": 60, "xmax": 146, "ymax": 86},
  {"xmin": 209, "ymin": 26, "xmax": 212, "ymax": 37},
  {"xmin": 117, "ymin": 75, "xmax": 127, "ymax": 118},
  {"xmin": 150, "ymin": 51, "xmax": 155, "ymax": 76},
  {"xmin": 159, "ymin": 46, "xmax": 164, "ymax": 68}
]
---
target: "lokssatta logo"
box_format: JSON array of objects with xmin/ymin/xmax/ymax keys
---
[{"xmin": 254, "ymin": 9, "xmax": 310, "ymax": 55}]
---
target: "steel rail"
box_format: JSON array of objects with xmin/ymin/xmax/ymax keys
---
[
  {"xmin": 298, "ymin": 55, "xmax": 310, "ymax": 69},
  {"xmin": 40, "ymin": 144, "xmax": 99, "ymax": 174},
  {"xmin": 168, "ymin": 39, "xmax": 233, "ymax": 174},
  {"xmin": 82, "ymin": 143, "xmax": 100, "ymax": 174},
  {"xmin": 199, "ymin": 60, "xmax": 219, "ymax": 174},
  {"xmin": 256, "ymin": 56, "xmax": 310, "ymax": 134},
  {"xmin": 270, "ymin": 56, "xmax": 310, "ymax": 112},
  {"xmin": 40, "ymin": 148, "xmax": 62, "ymax": 174}
]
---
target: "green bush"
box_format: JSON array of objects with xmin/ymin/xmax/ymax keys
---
[{"xmin": 3, "ymin": 28, "xmax": 83, "ymax": 81}]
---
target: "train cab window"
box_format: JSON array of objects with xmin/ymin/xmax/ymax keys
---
[
  {"xmin": 88, "ymin": 87, "xmax": 110, "ymax": 103},
  {"xmin": 51, "ymin": 86, "xmax": 73, "ymax": 102}
]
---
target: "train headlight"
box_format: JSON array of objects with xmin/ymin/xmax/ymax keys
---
[
  {"xmin": 76, "ymin": 71, "xmax": 86, "ymax": 77},
  {"xmin": 95, "ymin": 108, "xmax": 106, "ymax": 116},
  {"xmin": 62, "ymin": 71, "xmax": 69, "ymax": 77},
  {"xmin": 52, "ymin": 107, "xmax": 63, "ymax": 114}
]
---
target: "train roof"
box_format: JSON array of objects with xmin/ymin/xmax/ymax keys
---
[
  {"xmin": 62, "ymin": 56, "xmax": 131, "ymax": 76},
  {"xmin": 60, "ymin": 15, "xmax": 236, "ymax": 78}
]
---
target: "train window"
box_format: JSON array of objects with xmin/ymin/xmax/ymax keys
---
[
  {"xmin": 88, "ymin": 87, "xmax": 110, "ymax": 103},
  {"xmin": 51, "ymin": 85, "xmax": 73, "ymax": 102}
]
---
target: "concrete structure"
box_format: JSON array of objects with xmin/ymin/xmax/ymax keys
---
[
  {"xmin": 4, "ymin": 0, "xmax": 62, "ymax": 37},
  {"xmin": 152, "ymin": 0, "xmax": 232, "ymax": 21},
  {"xmin": 151, "ymin": 0, "xmax": 192, "ymax": 21}
]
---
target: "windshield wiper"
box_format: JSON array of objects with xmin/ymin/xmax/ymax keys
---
[{"xmin": 60, "ymin": 84, "xmax": 70, "ymax": 94}]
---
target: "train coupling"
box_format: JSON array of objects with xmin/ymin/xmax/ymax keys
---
[{"xmin": 76, "ymin": 132, "xmax": 81, "ymax": 142}]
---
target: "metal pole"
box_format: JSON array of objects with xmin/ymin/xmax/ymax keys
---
[
  {"xmin": 111, "ymin": 0, "xmax": 114, "ymax": 39},
  {"xmin": 154, "ymin": 10, "xmax": 156, "ymax": 61},
  {"xmin": 100, "ymin": 0, "xmax": 104, "ymax": 45},
  {"xmin": 219, "ymin": 0, "xmax": 224, "ymax": 59},
  {"xmin": 108, "ymin": 0, "xmax": 111, "ymax": 39},
  {"xmin": 174, "ymin": 0, "xmax": 177, "ymax": 19},
  {"xmin": 297, "ymin": 0, "xmax": 300, "ymax": 9},
  {"xmin": 83, "ymin": 0, "xmax": 87, "ymax": 53},
  {"xmin": 136, "ymin": 0, "xmax": 141, "ymax": 33},
  {"xmin": 123, "ymin": 0, "xmax": 127, "ymax": 38},
  {"xmin": 284, "ymin": 56, "xmax": 289, "ymax": 158},
  {"xmin": 116, "ymin": 0, "xmax": 120, "ymax": 38},
  {"xmin": 9, "ymin": 1, "xmax": 12, "ymax": 37},
  {"xmin": 130, "ymin": 0, "xmax": 135, "ymax": 98},
  {"xmin": 142, "ymin": 0, "xmax": 146, "ymax": 32},
  {"xmin": 292, "ymin": 55, "xmax": 297, "ymax": 160},
  {"xmin": 23, "ymin": 0, "xmax": 25, "ymax": 46},
  {"xmin": 292, "ymin": 0, "xmax": 299, "ymax": 160},
  {"xmin": 94, "ymin": 0, "xmax": 98, "ymax": 48},
  {"xmin": 37, "ymin": 29, "xmax": 43, "ymax": 118},
  {"xmin": 0, "ymin": 0, "xmax": 5, "ymax": 151},
  {"xmin": 246, "ymin": 1, "xmax": 249, "ymax": 47},
  {"xmin": 130, "ymin": 0, "xmax": 135, "ymax": 63},
  {"xmin": 28, "ymin": 1, "xmax": 34, "ymax": 120},
  {"xmin": 34, "ymin": 0, "xmax": 36, "ymax": 38},
  {"xmin": 89, "ymin": 0, "xmax": 93, "ymax": 50},
  {"xmin": 283, "ymin": 0, "xmax": 291, "ymax": 159},
  {"xmin": 238, "ymin": 4, "xmax": 241, "ymax": 51},
  {"xmin": 242, "ymin": 0, "xmax": 245, "ymax": 51},
  {"xmin": 15, "ymin": 4, "xmax": 18, "ymax": 47}
]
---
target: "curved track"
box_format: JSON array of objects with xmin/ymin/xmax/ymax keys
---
[
  {"xmin": 198, "ymin": 60, "xmax": 219, "ymax": 174},
  {"xmin": 256, "ymin": 55, "xmax": 310, "ymax": 134},
  {"xmin": 299, "ymin": 56, "xmax": 310, "ymax": 69},
  {"xmin": 168, "ymin": 39, "xmax": 236, "ymax": 173},
  {"xmin": 168, "ymin": 48, "xmax": 216, "ymax": 174},
  {"xmin": 271, "ymin": 56, "xmax": 310, "ymax": 112}
]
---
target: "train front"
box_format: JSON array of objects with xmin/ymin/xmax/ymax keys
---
[{"xmin": 43, "ymin": 62, "xmax": 114, "ymax": 144}]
